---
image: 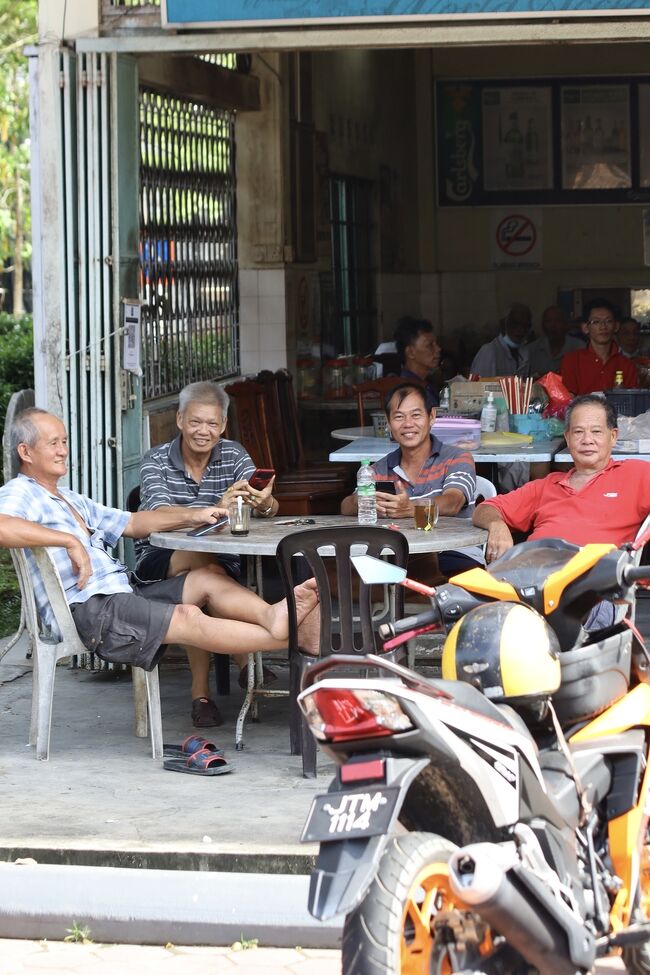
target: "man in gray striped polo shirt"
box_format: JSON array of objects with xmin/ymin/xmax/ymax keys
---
[{"xmin": 135, "ymin": 382, "xmax": 279, "ymax": 728}]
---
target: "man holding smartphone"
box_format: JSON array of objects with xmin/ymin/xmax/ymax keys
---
[
  {"xmin": 341, "ymin": 382, "xmax": 484, "ymax": 582},
  {"xmin": 135, "ymin": 381, "xmax": 279, "ymax": 727}
]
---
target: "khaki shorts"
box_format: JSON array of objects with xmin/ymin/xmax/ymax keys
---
[{"xmin": 70, "ymin": 575, "xmax": 186, "ymax": 671}]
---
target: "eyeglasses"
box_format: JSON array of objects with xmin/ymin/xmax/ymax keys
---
[{"xmin": 587, "ymin": 318, "xmax": 615, "ymax": 326}]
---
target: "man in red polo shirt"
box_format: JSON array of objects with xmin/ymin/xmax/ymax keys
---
[
  {"xmin": 472, "ymin": 393, "xmax": 650, "ymax": 564},
  {"xmin": 560, "ymin": 299, "xmax": 636, "ymax": 395}
]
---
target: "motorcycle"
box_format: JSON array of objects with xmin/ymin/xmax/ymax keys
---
[{"xmin": 299, "ymin": 534, "xmax": 650, "ymax": 975}]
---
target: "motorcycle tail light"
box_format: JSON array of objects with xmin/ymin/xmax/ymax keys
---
[{"xmin": 300, "ymin": 688, "xmax": 413, "ymax": 742}]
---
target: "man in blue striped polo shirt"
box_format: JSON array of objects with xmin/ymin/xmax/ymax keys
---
[
  {"xmin": 0, "ymin": 409, "xmax": 318, "ymax": 705},
  {"xmin": 136, "ymin": 381, "xmax": 279, "ymax": 728}
]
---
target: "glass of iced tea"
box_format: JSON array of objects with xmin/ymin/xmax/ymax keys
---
[{"xmin": 412, "ymin": 498, "xmax": 439, "ymax": 531}]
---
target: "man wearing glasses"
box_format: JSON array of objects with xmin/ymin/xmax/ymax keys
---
[{"xmin": 561, "ymin": 299, "xmax": 636, "ymax": 394}]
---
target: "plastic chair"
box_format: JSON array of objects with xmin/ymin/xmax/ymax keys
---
[
  {"xmin": 276, "ymin": 525, "xmax": 408, "ymax": 777},
  {"xmin": 17, "ymin": 545, "xmax": 163, "ymax": 760},
  {"xmin": 1, "ymin": 390, "xmax": 163, "ymax": 760},
  {"xmin": 474, "ymin": 475, "xmax": 497, "ymax": 503}
]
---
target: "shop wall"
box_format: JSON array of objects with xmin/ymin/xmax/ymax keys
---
[{"xmin": 430, "ymin": 43, "xmax": 650, "ymax": 365}]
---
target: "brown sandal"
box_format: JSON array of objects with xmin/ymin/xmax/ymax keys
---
[{"xmin": 191, "ymin": 697, "xmax": 223, "ymax": 728}]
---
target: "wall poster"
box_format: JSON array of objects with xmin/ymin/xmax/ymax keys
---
[
  {"xmin": 482, "ymin": 87, "xmax": 553, "ymax": 192},
  {"xmin": 561, "ymin": 84, "xmax": 631, "ymax": 190},
  {"xmin": 436, "ymin": 75, "xmax": 649, "ymax": 207}
]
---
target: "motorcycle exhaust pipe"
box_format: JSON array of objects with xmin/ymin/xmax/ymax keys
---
[{"xmin": 448, "ymin": 844, "xmax": 595, "ymax": 975}]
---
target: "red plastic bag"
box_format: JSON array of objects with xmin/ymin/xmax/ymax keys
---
[{"xmin": 537, "ymin": 372, "xmax": 573, "ymax": 419}]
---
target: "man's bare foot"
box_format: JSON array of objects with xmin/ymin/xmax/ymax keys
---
[
  {"xmin": 266, "ymin": 578, "xmax": 319, "ymax": 641},
  {"xmin": 298, "ymin": 604, "xmax": 321, "ymax": 656}
]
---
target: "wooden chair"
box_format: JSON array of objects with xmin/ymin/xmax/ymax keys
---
[
  {"xmin": 353, "ymin": 376, "xmax": 414, "ymax": 426},
  {"xmin": 255, "ymin": 370, "xmax": 353, "ymax": 487},
  {"xmin": 276, "ymin": 525, "xmax": 408, "ymax": 777},
  {"xmin": 225, "ymin": 379, "xmax": 349, "ymax": 515}
]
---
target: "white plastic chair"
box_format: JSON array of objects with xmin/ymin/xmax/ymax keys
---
[
  {"xmin": 17, "ymin": 545, "xmax": 163, "ymax": 761},
  {"xmin": 474, "ymin": 474, "xmax": 497, "ymax": 503},
  {"xmin": 2, "ymin": 389, "xmax": 163, "ymax": 760}
]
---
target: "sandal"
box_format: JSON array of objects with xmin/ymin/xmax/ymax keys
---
[
  {"xmin": 238, "ymin": 665, "xmax": 278, "ymax": 690},
  {"xmin": 163, "ymin": 735, "xmax": 224, "ymax": 758},
  {"xmin": 191, "ymin": 697, "xmax": 223, "ymax": 728},
  {"xmin": 163, "ymin": 747, "xmax": 233, "ymax": 776}
]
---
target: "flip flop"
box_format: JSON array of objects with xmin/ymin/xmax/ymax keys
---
[
  {"xmin": 163, "ymin": 747, "xmax": 233, "ymax": 776},
  {"xmin": 163, "ymin": 735, "xmax": 225, "ymax": 758}
]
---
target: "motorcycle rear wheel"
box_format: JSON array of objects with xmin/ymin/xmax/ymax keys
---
[
  {"xmin": 341, "ymin": 831, "xmax": 494, "ymax": 975},
  {"xmin": 623, "ymin": 834, "xmax": 650, "ymax": 975}
]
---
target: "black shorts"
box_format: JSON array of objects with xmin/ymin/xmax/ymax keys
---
[
  {"xmin": 69, "ymin": 575, "xmax": 187, "ymax": 671},
  {"xmin": 135, "ymin": 548, "xmax": 241, "ymax": 583}
]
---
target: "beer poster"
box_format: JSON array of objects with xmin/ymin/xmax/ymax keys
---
[
  {"xmin": 437, "ymin": 76, "xmax": 647, "ymax": 206},
  {"xmin": 482, "ymin": 86, "xmax": 553, "ymax": 192},
  {"xmin": 560, "ymin": 84, "xmax": 631, "ymax": 190}
]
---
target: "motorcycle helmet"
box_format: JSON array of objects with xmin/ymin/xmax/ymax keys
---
[{"xmin": 441, "ymin": 602, "xmax": 561, "ymax": 705}]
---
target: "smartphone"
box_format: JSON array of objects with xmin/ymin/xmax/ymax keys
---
[
  {"xmin": 187, "ymin": 516, "xmax": 229, "ymax": 537},
  {"xmin": 375, "ymin": 480, "xmax": 397, "ymax": 495},
  {"xmin": 248, "ymin": 468, "xmax": 275, "ymax": 490}
]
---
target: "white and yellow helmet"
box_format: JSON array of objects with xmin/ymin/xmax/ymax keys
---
[{"xmin": 442, "ymin": 601, "xmax": 561, "ymax": 704}]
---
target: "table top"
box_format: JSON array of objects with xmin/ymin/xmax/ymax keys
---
[
  {"xmin": 331, "ymin": 426, "xmax": 375, "ymax": 441},
  {"xmin": 150, "ymin": 514, "xmax": 487, "ymax": 556},
  {"xmin": 328, "ymin": 436, "xmax": 565, "ymax": 464}
]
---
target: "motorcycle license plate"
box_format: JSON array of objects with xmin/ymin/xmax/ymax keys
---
[{"xmin": 301, "ymin": 786, "xmax": 400, "ymax": 843}]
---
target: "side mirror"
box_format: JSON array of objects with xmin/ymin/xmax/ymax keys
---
[{"xmin": 351, "ymin": 555, "xmax": 407, "ymax": 585}]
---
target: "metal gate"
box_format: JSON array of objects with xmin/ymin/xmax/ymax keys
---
[
  {"xmin": 139, "ymin": 89, "xmax": 239, "ymax": 401},
  {"xmin": 58, "ymin": 49, "xmax": 120, "ymax": 506}
]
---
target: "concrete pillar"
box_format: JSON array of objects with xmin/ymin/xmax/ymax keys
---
[{"xmin": 236, "ymin": 53, "xmax": 289, "ymax": 375}]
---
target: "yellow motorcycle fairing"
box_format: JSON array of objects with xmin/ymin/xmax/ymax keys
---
[
  {"xmin": 449, "ymin": 568, "xmax": 520, "ymax": 602},
  {"xmin": 570, "ymin": 682, "xmax": 650, "ymax": 928},
  {"xmin": 542, "ymin": 543, "xmax": 617, "ymax": 616},
  {"xmin": 450, "ymin": 543, "xmax": 617, "ymax": 614}
]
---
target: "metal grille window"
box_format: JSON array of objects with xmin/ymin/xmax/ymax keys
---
[
  {"xmin": 329, "ymin": 176, "xmax": 375, "ymax": 356},
  {"xmin": 139, "ymin": 89, "xmax": 238, "ymax": 399}
]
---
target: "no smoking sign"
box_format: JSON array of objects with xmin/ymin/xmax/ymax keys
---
[{"xmin": 490, "ymin": 208, "xmax": 542, "ymax": 268}]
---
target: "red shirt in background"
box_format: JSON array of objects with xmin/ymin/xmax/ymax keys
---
[
  {"xmin": 481, "ymin": 460, "xmax": 650, "ymax": 547},
  {"xmin": 560, "ymin": 344, "xmax": 637, "ymax": 395}
]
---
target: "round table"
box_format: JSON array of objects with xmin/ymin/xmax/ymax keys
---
[
  {"xmin": 150, "ymin": 514, "xmax": 487, "ymax": 557},
  {"xmin": 331, "ymin": 426, "xmax": 375, "ymax": 441}
]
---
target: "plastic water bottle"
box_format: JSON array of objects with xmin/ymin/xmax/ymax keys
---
[
  {"xmin": 439, "ymin": 384, "xmax": 450, "ymax": 412},
  {"xmin": 480, "ymin": 391, "xmax": 497, "ymax": 433},
  {"xmin": 357, "ymin": 460, "xmax": 377, "ymax": 525}
]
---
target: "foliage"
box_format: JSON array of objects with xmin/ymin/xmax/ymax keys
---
[
  {"xmin": 0, "ymin": 547, "xmax": 21, "ymax": 637},
  {"xmin": 231, "ymin": 935, "xmax": 259, "ymax": 951},
  {"xmin": 0, "ymin": 1, "xmax": 38, "ymax": 311},
  {"xmin": 63, "ymin": 922, "xmax": 93, "ymax": 944},
  {"xmin": 0, "ymin": 312, "xmax": 33, "ymax": 437}
]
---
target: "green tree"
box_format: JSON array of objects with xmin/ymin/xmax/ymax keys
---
[{"xmin": 0, "ymin": 1, "xmax": 37, "ymax": 315}]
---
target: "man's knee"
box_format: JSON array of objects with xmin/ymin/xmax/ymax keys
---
[
  {"xmin": 184, "ymin": 563, "xmax": 234, "ymax": 605},
  {"xmin": 171, "ymin": 603, "xmax": 205, "ymax": 627}
]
